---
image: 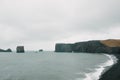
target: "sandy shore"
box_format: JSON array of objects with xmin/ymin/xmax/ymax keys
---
[{"xmin": 99, "ymin": 54, "xmax": 120, "ymax": 80}]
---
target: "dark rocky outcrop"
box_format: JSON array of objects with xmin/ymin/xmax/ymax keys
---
[
  {"xmin": 109, "ymin": 47, "xmax": 120, "ymax": 54},
  {"xmin": 55, "ymin": 39, "xmax": 120, "ymax": 54},
  {"xmin": 16, "ymin": 46, "xmax": 25, "ymax": 53},
  {"xmin": 0, "ymin": 48, "xmax": 12, "ymax": 52},
  {"xmin": 39, "ymin": 49, "xmax": 43, "ymax": 52},
  {"xmin": 55, "ymin": 43, "xmax": 73, "ymax": 52},
  {"xmin": 6, "ymin": 48, "xmax": 12, "ymax": 52},
  {"xmin": 73, "ymin": 40, "xmax": 107, "ymax": 53}
]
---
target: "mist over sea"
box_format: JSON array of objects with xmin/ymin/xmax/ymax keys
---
[{"xmin": 0, "ymin": 51, "xmax": 116, "ymax": 80}]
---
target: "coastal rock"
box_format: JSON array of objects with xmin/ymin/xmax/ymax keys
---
[
  {"xmin": 55, "ymin": 39, "xmax": 120, "ymax": 54},
  {"xmin": 55, "ymin": 43, "xmax": 73, "ymax": 52},
  {"xmin": 95, "ymin": 47, "xmax": 110, "ymax": 53},
  {"xmin": 6, "ymin": 48, "xmax": 12, "ymax": 52},
  {"xmin": 39, "ymin": 49, "xmax": 43, "ymax": 52},
  {"xmin": 16, "ymin": 46, "xmax": 25, "ymax": 53},
  {"xmin": 0, "ymin": 48, "xmax": 12, "ymax": 52},
  {"xmin": 73, "ymin": 41, "xmax": 106, "ymax": 53},
  {"xmin": 109, "ymin": 47, "xmax": 120, "ymax": 54}
]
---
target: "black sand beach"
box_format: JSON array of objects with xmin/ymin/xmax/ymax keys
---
[{"xmin": 99, "ymin": 54, "xmax": 120, "ymax": 80}]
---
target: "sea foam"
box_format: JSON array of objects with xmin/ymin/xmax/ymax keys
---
[{"xmin": 76, "ymin": 54, "xmax": 118, "ymax": 80}]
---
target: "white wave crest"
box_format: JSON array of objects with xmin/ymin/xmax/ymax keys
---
[{"xmin": 76, "ymin": 54, "xmax": 118, "ymax": 80}]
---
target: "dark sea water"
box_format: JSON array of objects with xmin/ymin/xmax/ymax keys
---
[{"xmin": 0, "ymin": 51, "xmax": 117, "ymax": 80}]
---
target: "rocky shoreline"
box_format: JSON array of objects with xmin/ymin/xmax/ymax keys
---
[
  {"xmin": 55, "ymin": 39, "xmax": 120, "ymax": 80},
  {"xmin": 99, "ymin": 54, "xmax": 120, "ymax": 80}
]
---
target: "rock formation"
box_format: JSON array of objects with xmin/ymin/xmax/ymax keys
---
[
  {"xmin": 73, "ymin": 40, "xmax": 107, "ymax": 53},
  {"xmin": 39, "ymin": 49, "xmax": 43, "ymax": 52},
  {"xmin": 55, "ymin": 43, "xmax": 73, "ymax": 52},
  {"xmin": 0, "ymin": 48, "xmax": 12, "ymax": 52},
  {"xmin": 6, "ymin": 48, "xmax": 12, "ymax": 52},
  {"xmin": 16, "ymin": 46, "xmax": 25, "ymax": 53},
  {"xmin": 55, "ymin": 39, "xmax": 120, "ymax": 54}
]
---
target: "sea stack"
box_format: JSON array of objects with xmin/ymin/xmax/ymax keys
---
[{"xmin": 16, "ymin": 46, "xmax": 25, "ymax": 53}]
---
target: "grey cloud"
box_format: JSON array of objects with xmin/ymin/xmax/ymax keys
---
[{"xmin": 0, "ymin": 0, "xmax": 120, "ymax": 50}]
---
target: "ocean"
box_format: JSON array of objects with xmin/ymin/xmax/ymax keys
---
[{"xmin": 0, "ymin": 51, "xmax": 117, "ymax": 80}]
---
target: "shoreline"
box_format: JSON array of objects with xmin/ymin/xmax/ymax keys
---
[
  {"xmin": 81, "ymin": 54, "xmax": 116, "ymax": 80},
  {"xmin": 99, "ymin": 54, "xmax": 120, "ymax": 80}
]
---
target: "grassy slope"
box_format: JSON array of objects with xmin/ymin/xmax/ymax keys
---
[{"xmin": 100, "ymin": 39, "xmax": 120, "ymax": 47}]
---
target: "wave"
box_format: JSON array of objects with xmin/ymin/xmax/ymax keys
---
[{"xmin": 76, "ymin": 54, "xmax": 118, "ymax": 80}]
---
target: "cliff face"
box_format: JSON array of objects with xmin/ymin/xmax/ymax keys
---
[
  {"xmin": 73, "ymin": 40, "xmax": 106, "ymax": 53},
  {"xmin": 55, "ymin": 43, "xmax": 73, "ymax": 52},
  {"xmin": 55, "ymin": 39, "xmax": 120, "ymax": 54}
]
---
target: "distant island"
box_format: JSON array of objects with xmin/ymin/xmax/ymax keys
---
[
  {"xmin": 0, "ymin": 48, "xmax": 12, "ymax": 52},
  {"xmin": 39, "ymin": 49, "xmax": 43, "ymax": 52}
]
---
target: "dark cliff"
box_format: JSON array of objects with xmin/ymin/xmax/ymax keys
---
[
  {"xmin": 16, "ymin": 46, "xmax": 25, "ymax": 53},
  {"xmin": 73, "ymin": 40, "xmax": 107, "ymax": 53},
  {"xmin": 55, "ymin": 39, "xmax": 120, "ymax": 53},
  {"xmin": 55, "ymin": 43, "xmax": 73, "ymax": 52}
]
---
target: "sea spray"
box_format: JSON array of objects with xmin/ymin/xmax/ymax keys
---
[{"xmin": 77, "ymin": 54, "xmax": 118, "ymax": 80}]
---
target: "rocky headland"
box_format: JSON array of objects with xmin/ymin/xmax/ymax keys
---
[
  {"xmin": 55, "ymin": 39, "xmax": 120, "ymax": 54},
  {"xmin": 55, "ymin": 39, "xmax": 120, "ymax": 80}
]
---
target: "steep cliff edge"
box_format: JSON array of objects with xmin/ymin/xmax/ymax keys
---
[{"xmin": 55, "ymin": 39, "xmax": 120, "ymax": 53}]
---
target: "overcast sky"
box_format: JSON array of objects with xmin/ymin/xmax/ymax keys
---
[{"xmin": 0, "ymin": 0, "xmax": 120, "ymax": 51}]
